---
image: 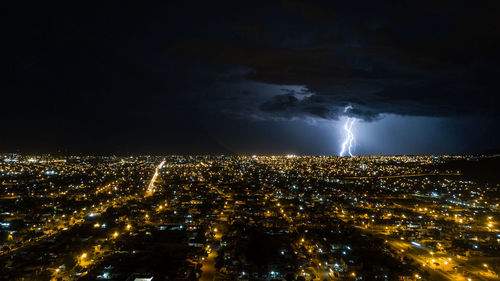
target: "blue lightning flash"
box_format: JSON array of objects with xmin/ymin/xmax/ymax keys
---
[{"xmin": 339, "ymin": 106, "xmax": 356, "ymax": 157}]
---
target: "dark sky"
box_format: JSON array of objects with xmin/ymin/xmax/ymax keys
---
[{"xmin": 4, "ymin": 1, "xmax": 500, "ymax": 155}]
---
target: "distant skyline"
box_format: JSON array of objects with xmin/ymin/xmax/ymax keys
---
[{"xmin": 4, "ymin": 2, "xmax": 500, "ymax": 155}]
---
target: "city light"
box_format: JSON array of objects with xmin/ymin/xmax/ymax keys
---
[{"xmin": 1, "ymin": 154, "xmax": 499, "ymax": 280}]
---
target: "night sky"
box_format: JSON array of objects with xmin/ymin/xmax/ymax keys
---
[{"xmin": 4, "ymin": 1, "xmax": 500, "ymax": 155}]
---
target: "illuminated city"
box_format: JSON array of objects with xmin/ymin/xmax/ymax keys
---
[
  {"xmin": 4, "ymin": 1, "xmax": 500, "ymax": 281},
  {"xmin": 1, "ymin": 154, "xmax": 499, "ymax": 280}
]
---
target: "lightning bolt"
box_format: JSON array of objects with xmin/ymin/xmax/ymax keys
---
[{"xmin": 339, "ymin": 106, "xmax": 356, "ymax": 157}]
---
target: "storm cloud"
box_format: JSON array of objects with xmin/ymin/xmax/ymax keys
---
[
  {"xmin": 173, "ymin": 1, "xmax": 500, "ymax": 121},
  {"xmin": 4, "ymin": 1, "xmax": 500, "ymax": 154}
]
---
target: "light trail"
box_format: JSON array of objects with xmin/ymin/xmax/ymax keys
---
[
  {"xmin": 339, "ymin": 106, "xmax": 356, "ymax": 157},
  {"xmin": 146, "ymin": 158, "xmax": 166, "ymax": 195}
]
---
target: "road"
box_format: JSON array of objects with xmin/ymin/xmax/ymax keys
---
[
  {"xmin": 388, "ymin": 240, "xmax": 454, "ymax": 281},
  {"xmin": 387, "ymin": 240, "xmax": 496, "ymax": 281},
  {"xmin": 146, "ymin": 159, "xmax": 166, "ymax": 195},
  {"xmin": 343, "ymin": 173, "xmax": 462, "ymax": 180},
  {"xmin": 199, "ymin": 252, "xmax": 217, "ymax": 281}
]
